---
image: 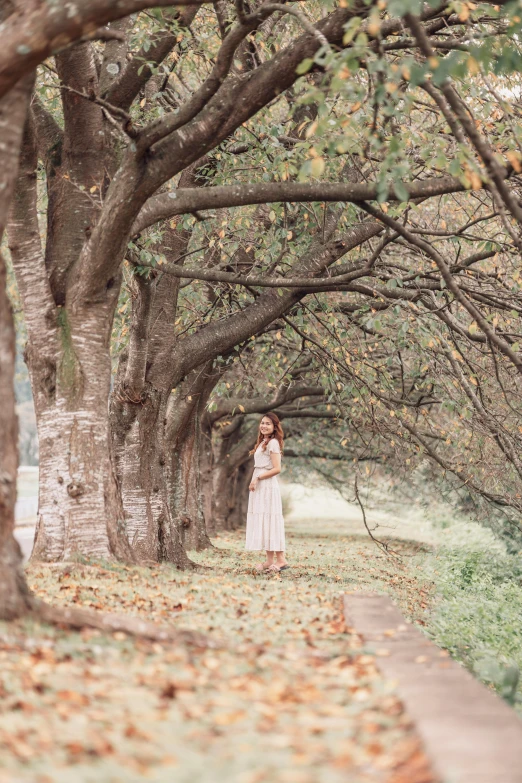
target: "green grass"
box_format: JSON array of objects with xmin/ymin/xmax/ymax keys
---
[{"xmin": 420, "ymin": 512, "xmax": 522, "ymax": 711}]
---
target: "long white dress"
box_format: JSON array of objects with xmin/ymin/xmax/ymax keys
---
[{"xmin": 245, "ymin": 438, "xmax": 285, "ymax": 551}]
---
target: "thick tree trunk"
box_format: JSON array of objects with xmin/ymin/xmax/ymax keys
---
[
  {"xmin": 109, "ymin": 165, "xmax": 210, "ymax": 566},
  {"xmin": 113, "ymin": 381, "xmax": 189, "ymax": 565},
  {"xmin": 166, "ymin": 364, "xmax": 224, "ymax": 551},
  {"xmin": 110, "ymin": 256, "xmax": 191, "ymax": 565},
  {"xmin": 8, "ymin": 96, "xmax": 133, "ymax": 563},
  {"xmin": 9, "ymin": 177, "xmax": 133, "ymax": 560},
  {"xmin": 30, "ymin": 300, "xmax": 135, "ymax": 562},
  {"xmin": 33, "ymin": 346, "xmax": 133, "ymax": 561},
  {"xmin": 0, "ymin": 74, "xmax": 35, "ymax": 618},
  {"xmin": 0, "ymin": 243, "xmax": 31, "ymax": 617}
]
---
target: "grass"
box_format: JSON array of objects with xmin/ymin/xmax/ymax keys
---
[
  {"xmin": 421, "ymin": 517, "xmax": 522, "ymax": 711},
  {"xmin": 0, "ymin": 519, "xmax": 435, "ymax": 783},
  {"xmin": 287, "ymin": 482, "xmax": 522, "ymax": 712}
]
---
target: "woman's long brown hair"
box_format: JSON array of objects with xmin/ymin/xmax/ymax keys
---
[{"xmin": 250, "ymin": 412, "xmax": 284, "ymax": 455}]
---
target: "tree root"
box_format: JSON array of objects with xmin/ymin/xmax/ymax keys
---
[
  {"xmin": 2, "ymin": 540, "xmax": 214, "ymax": 646},
  {"xmin": 28, "ymin": 598, "xmax": 214, "ymax": 647}
]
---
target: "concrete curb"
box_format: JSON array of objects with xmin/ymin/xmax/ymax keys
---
[{"xmin": 344, "ymin": 593, "xmax": 522, "ymax": 783}]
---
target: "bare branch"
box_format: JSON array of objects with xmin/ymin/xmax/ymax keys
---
[
  {"xmin": 129, "ymin": 258, "xmax": 372, "ymax": 288},
  {"xmin": 354, "ymin": 475, "xmax": 399, "ymax": 559},
  {"xmin": 261, "ymin": 4, "xmax": 332, "ymax": 52}
]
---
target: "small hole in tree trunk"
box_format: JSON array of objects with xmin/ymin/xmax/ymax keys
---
[{"xmin": 67, "ymin": 482, "xmax": 84, "ymax": 499}]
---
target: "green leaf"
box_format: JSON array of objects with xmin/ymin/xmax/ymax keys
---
[
  {"xmin": 296, "ymin": 58, "xmax": 314, "ymax": 76},
  {"xmin": 393, "ymin": 179, "xmax": 409, "ymax": 202}
]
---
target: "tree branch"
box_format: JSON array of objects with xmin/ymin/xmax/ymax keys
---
[
  {"xmin": 356, "ymin": 200, "xmax": 522, "ymax": 374},
  {"xmin": 129, "ymin": 257, "xmax": 373, "ymax": 288},
  {"xmin": 132, "ymin": 175, "xmax": 470, "ymax": 235},
  {"xmin": 0, "ymin": 0, "xmax": 213, "ymax": 99},
  {"xmin": 104, "ymin": 7, "xmax": 199, "ymax": 109},
  {"xmin": 209, "ymin": 384, "xmax": 324, "ymax": 423}
]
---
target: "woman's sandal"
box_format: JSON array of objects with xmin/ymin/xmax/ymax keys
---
[
  {"xmin": 255, "ymin": 562, "xmax": 272, "ymax": 572},
  {"xmin": 268, "ymin": 563, "xmax": 289, "ymax": 573}
]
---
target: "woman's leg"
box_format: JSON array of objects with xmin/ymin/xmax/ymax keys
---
[
  {"xmin": 267, "ymin": 551, "xmax": 288, "ymax": 571},
  {"xmin": 255, "ymin": 550, "xmax": 274, "ymax": 571}
]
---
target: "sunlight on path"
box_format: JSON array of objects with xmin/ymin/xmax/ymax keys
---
[{"xmin": 284, "ymin": 482, "xmax": 436, "ymax": 545}]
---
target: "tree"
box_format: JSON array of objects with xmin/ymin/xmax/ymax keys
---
[
  {"xmin": 8, "ymin": 1, "xmax": 390, "ymax": 563},
  {"xmin": 0, "ymin": 0, "xmax": 208, "ymax": 639},
  {"xmin": 9, "ymin": 0, "xmax": 522, "ymax": 568},
  {"xmin": 0, "ymin": 73, "xmax": 36, "ymax": 618}
]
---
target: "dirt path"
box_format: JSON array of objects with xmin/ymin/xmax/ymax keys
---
[{"xmin": 0, "ymin": 521, "xmax": 435, "ymax": 783}]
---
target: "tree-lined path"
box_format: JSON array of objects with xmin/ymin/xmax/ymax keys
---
[
  {"xmin": 0, "ymin": 517, "xmax": 435, "ymax": 783},
  {"xmin": 2, "ymin": 0, "xmax": 522, "ymax": 780}
]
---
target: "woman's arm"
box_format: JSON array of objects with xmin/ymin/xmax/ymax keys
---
[
  {"xmin": 248, "ymin": 468, "xmax": 257, "ymax": 492},
  {"xmin": 250, "ymin": 444, "xmax": 281, "ymax": 491}
]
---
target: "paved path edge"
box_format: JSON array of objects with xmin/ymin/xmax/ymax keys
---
[{"xmin": 343, "ymin": 592, "xmax": 522, "ymax": 783}]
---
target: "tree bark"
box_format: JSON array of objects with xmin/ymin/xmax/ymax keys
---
[
  {"xmin": 211, "ymin": 419, "xmax": 256, "ymax": 530},
  {"xmin": 226, "ymin": 461, "xmax": 251, "ymax": 530},
  {"xmin": 109, "ymin": 160, "xmax": 218, "ymax": 563},
  {"xmin": 168, "ymin": 375, "xmax": 214, "ymax": 552},
  {"xmin": 0, "ymin": 73, "xmax": 35, "ymax": 619},
  {"xmin": 200, "ymin": 415, "xmax": 214, "ymax": 535},
  {"xmin": 110, "ymin": 215, "xmax": 195, "ymax": 566},
  {"xmin": 8, "ymin": 102, "xmax": 133, "ymax": 563},
  {"xmin": 114, "ymin": 384, "xmax": 189, "ymax": 565}
]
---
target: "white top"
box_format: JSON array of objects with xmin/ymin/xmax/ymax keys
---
[{"xmin": 253, "ymin": 438, "xmax": 281, "ymax": 470}]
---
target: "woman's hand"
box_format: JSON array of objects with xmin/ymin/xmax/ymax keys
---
[{"xmin": 249, "ymin": 477, "xmax": 259, "ymax": 492}]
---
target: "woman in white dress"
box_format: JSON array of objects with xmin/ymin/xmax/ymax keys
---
[{"xmin": 245, "ymin": 412, "xmax": 288, "ymax": 573}]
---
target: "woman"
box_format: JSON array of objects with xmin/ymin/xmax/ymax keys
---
[{"xmin": 245, "ymin": 412, "xmax": 288, "ymax": 572}]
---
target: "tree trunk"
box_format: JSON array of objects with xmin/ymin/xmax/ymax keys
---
[
  {"xmin": 225, "ymin": 461, "xmax": 251, "ymax": 530},
  {"xmin": 169, "ymin": 402, "xmax": 211, "ymax": 552},
  {"xmin": 110, "ymin": 239, "xmax": 193, "ymax": 565},
  {"xmin": 115, "ymin": 384, "xmax": 189, "ymax": 565},
  {"xmin": 30, "ymin": 301, "xmax": 134, "ymax": 561},
  {"xmin": 211, "ymin": 418, "xmax": 256, "ymax": 530},
  {"xmin": 200, "ymin": 417, "xmax": 214, "ymax": 535},
  {"xmin": 8, "ymin": 110, "xmax": 132, "ymax": 563},
  {"xmin": 0, "ymin": 74, "xmax": 35, "ymax": 618},
  {"xmin": 212, "ymin": 461, "xmax": 235, "ymax": 531},
  {"xmin": 109, "ymin": 163, "xmax": 212, "ymax": 565},
  {"xmin": 166, "ymin": 364, "xmax": 225, "ymax": 551},
  {"xmin": 0, "ymin": 235, "xmax": 32, "ymax": 617}
]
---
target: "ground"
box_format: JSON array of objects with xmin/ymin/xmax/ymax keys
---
[{"xmin": 0, "ymin": 515, "xmax": 436, "ymax": 783}]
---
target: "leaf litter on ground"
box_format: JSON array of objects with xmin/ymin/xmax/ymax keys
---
[{"xmin": 0, "ymin": 519, "xmax": 436, "ymax": 783}]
